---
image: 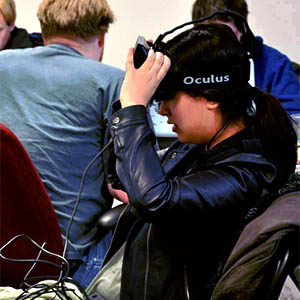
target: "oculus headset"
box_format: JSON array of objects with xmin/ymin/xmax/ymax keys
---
[{"xmin": 133, "ymin": 9, "xmax": 255, "ymax": 100}]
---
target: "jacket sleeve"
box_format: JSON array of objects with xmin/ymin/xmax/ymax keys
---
[{"xmin": 109, "ymin": 105, "xmax": 270, "ymax": 222}]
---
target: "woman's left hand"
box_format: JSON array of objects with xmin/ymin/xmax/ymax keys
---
[{"xmin": 120, "ymin": 47, "xmax": 171, "ymax": 108}]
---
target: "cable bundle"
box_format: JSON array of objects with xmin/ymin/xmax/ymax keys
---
[{"xmin": 0, "ymin": 142, "xmax": 113, "ymax": 299}]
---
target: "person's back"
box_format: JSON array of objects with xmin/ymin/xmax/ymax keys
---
[
  {"xmin": 253, "ymin": 36, "xmax": 299, "ymax": 114},
  {"xmin": 0, "ymin": 44, "xmax": 123, "ymax": 252},
  {"xmin": 0, "ymin": 0, "xmax": 124, "ymax": 288},
  {"xmin": 191, "ymin": 0, "xmax": 300, "ymax": 115}
]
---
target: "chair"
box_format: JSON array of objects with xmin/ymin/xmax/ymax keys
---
[
  {"xmin": 97, "ymin": 203, "xmax": 127, "ymax": 230},
  {"xmin": 265, "ymin": 232, "xmax": 299, "ymax": 300},
  {"xmin": 211, "ymin": 190, "xmax": 300, "ymax": 300},
  {"xmin": 93, "ymin": 176, "xmax": 300, "ymax": 300},
  {"xmin": 0, "ymin": 123, "xmax": 63, "ymax": 288}
]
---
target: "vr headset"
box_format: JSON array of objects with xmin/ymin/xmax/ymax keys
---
[{"xmin": 133, "ymin": 10, "xmax": 255, "ymax": 100}]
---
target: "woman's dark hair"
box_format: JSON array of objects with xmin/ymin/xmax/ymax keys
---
[{"xmin": 162, "ymin": 23, "xmax": 297, "ymax": 182}]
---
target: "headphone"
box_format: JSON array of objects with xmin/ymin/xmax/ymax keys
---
[
  {"xmin": 133, "ymin": 10, "xmax": 255, "ymax": 99},
  {"xmin": 134, "ymin": 9, "xmax": 255, "ymax": 66}
]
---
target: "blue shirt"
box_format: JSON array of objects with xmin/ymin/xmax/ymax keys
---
[
  {"xmin": 0, "ymin": 44, "xmax": 124, "ymax": 259},
  {"xmin": 254, "ymin": 36, "xmax": 300, "ymax": 115}
]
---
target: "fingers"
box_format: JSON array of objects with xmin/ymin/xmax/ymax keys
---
[
  {"xmin": 125, "ymin": 47, "xmax": 134, "ymax": 71},
  {"xmin": 142, "ymin": 48, "xmax": 156, "ymax": 70},
  {"xmin": 157, "ymin": 55, "xmax": 171, "ymax": 81},
  {"xmin": 148, "ymin": 52, "xmax": 171, "ymax": 83},
  {"xmin": 144, "ymin": 50, "xmax": 170, "ymax": 77},
  {"xmin": 120, "ymin": 47, "xmax": 171, "ymax": 108},
  {"xmin": 150, "ymin": 52, "xmax": 164, "ymax": 72}
]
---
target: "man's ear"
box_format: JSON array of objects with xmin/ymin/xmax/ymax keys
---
[
  {"xmin": 98, "ymin": 33, "xmax": 105, "ymax": 48},
  {"xmin": 8, "ymin": 21, "xmax": 15, "ymax": 32}
]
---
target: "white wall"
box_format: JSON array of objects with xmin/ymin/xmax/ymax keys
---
[
  {"xmin": 247, "ymin": 0, "xmax": 300, "ymax": 65},
  {"xmin": 14, "ymin": 0, "xmax": 300, "ymax": 69}
]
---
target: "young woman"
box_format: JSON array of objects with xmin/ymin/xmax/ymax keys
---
[{"xmin": 103, "ymin": 24, "xmax": 297, "ymax": 299}]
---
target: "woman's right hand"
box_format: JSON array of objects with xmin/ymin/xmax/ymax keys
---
[{"xmin": 120, "ymin": 47, "xmax": 171, "ymax": 108}]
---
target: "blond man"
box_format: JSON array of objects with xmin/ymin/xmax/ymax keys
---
[
  {"xmin": 0, "ymin": 0, "xmax": 124, "ymax": 288},
  {"xmin": 0, "ymin": 0, "xmax": 42, "ymax": 49}
]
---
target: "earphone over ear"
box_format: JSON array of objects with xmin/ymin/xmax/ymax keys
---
[{"xmin": 220, "ymin": 10, "xmax": 256, "ymax": 57}]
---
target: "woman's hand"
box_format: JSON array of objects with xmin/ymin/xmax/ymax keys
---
[{"xmin": 120, "ymin": 47, "xmax": 171, "ymax": 108}]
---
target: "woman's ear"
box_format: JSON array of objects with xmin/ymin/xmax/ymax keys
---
[{"xmin": 206, "ymin": 100, "xmax": 219, "ymax": 110}]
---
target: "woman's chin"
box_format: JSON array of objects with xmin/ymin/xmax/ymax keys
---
[
  {"xmin": 177, "ymin": 135, "xmax": 188, "ymax": 143},
  {"xmin": 177, "ymin": 134, "xmax": 202, "ymax": 145}
]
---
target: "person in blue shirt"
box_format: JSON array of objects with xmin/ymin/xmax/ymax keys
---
[
  {"xmin": 192, "ymin": 0, "xmax": 300, "ymax": 115},
  {"xmin": 0, "ymin": 0, "xmax": 124, "ymax": 288}
]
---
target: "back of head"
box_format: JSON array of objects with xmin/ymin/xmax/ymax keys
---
[
  {"xmin": 160, "ymin": 23, "xmax": 297, "ymax": 183},
  {"xmin": 0, "ymin": 0, "xmax": 16, "ymax": 25},
  {"xmin": 37, "ymin": 0, "xmax": 114, "ymax": 40},
  {"xmin": 192, "ymin": 0, "xmax": 248, "ymax": 32}
]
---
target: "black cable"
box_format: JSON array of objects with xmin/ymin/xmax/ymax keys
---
[
  {"xmin": 154, "ymin": 10, "xmax": 249, "ymax": 43},
  {"xmin": 22, "ymin": 242, "xmax": 47, "ymax": 288},
  {"xmin": 1, "ymin": 138, "xmax": 113, "ymax": 299},
  {"xmin": 153, "ymin": 10, "xmax": 255, "ymax": 58},
  {"xmin": 15, "ymin": 281, "xmax": 81, "ymax": 300},
  {"xmin": 0, "ymin": 234, "xmax": 68, "ymax": 269},
  {"xmin": 62, "ymin": 138, "xmax": 113, "ymax": 258}
]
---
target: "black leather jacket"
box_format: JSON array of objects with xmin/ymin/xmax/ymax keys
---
[{"xmin": 106, "ymin": 104, "xmax": 279, "ymax": 300}]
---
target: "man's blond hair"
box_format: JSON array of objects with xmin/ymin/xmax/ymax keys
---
[
  {"xmin": 37, "ymin": 0, "xmax": 115, "ymax": 40},
  {"xmin": 0, "ymin": 0, "xmax": 16, "ymax": 25}
]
